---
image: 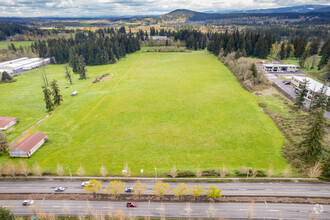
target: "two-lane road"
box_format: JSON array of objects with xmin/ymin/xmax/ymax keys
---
[
  {"xmin": 1, "ymin": 200, "xmax": 329, "ymax": 219},
  {"xmin": 0, "ymin": 180, "xmax": 329, "ymax": 197}
]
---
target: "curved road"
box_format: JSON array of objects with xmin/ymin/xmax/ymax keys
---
[
  {"xmin": 0, "ymin": 180, "xmax": 329, "ymax": 197},
  {"xmin": 1, "ymin": 200, "xmax": 329, "ymax": 219}
]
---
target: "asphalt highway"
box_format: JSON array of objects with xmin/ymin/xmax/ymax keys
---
[
  {"xmin": 1, "ymin": 200, "xmax": 329, "ymax": 219},
  {"xmin": 0, "ymin": 180, "xmax": 329, "ymax": 197}
]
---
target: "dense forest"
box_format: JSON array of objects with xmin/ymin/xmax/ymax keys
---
[
  {"xmin": 207, "ymin": 30, "xmax": 275, "ymax": 59},
  {"xmin": 32, "ymin": 28, "xmax": 140, "ymax": 66}
]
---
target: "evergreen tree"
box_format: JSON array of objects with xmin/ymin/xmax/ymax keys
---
[
  {"xmin": 77, "ymin": 55, "xmax": 87, "ymax": 80},
  {"xmin": 42, "ymin": 85, "xmax": 54, "ymax": 111},
  {"xmin": 300, "ymin": 108, "xmax": 326, "ymax": 162},
  {"xmin": 310, "ymin": 86, "xmax": 328, "ymax": 111},
  {"xmin": 0, "ymin": 131, "xmax": 9, "ymax": 153},
  {"xmin": 294, "ymin": 79, "xmax": 308, "ymax": 109},
  {"xmin": 65, "ymin": 65, "xmax": 72, "ymax": 84},
  {"xmin": 1, "ymin": 71, "xmax": 13, "ymax": 83},
  {"xmin": 51, "ymin": 79, "xmax": 63, "ymax": 105},
  {"xmin": 318, "ymin": 59, "xmax": 330, "ymax": 83},
  {"xmin": 279, "ymin": 43, "xmax": 285, "ymax": 60},
  {"xmin": 309, "ymin": 38, "xmax": 320, "ymax": 56},
  {"xmin": 318, "ymin": 40, "xmax": 330, "ymax": 70},
  {"xmin": 0, "ymin": 206, "xmax": 14, "ymax": 220}
]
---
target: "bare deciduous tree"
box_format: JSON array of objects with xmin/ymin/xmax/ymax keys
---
[
  {"xmin": 170, "ymin": 165, "xmax": 178, "ymax": 178},
  {"xmin": 56, "ymin": 163, "xmax": 64, "ymax": 177},
  {"xmin": 77, "ymin": 165, "xmax": 85, "ymax": 177},
  {"xmin": 18, "ymin": 160, "xmax": 29, "ymax": 177},
  {"xmin": 32, "ymin": 163, "xmax": 42, "ymax": 177},
  {"xmin": 100, "ymin": 164, "xmax": 108, "ymax": 177},
  {"xmin": 219, "ymin": 164, "xmax": 227, "ymax": 178},
  {"xmin": 308, "ymin": 162, "xmax": 322, "ymax": 179},
  {"xmin": 195, "ymin": 166, "xmax": 202, "ymax": 178}
]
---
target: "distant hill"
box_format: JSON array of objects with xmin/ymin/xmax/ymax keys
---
[
  {"xmin": 140, "ymin": 8, "xmax": 330, "ymax": 23},
  {"xmin": 238, "ymin": 5, "xmax": 329, "ymax": 13}
]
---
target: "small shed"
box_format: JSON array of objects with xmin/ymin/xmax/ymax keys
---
[
  {"xmin": 0, "ymin": 117, "xmax": 17, "ymax": 130},
  {"xmin": 9, "ymin": 132, "xmax": 48, "ymax": 158}
]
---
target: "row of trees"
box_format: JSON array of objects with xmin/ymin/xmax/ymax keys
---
[
  {"xmin": 84, "ymin": 180, "xmax": 222, "ymax": 199},
  {"xmin": 41, "ymin": 70, "xmax": 63, "ymax": 111},
  {"xmin": 32, "ymin": 29, "xmax": 140, "ymax": 66},
  {"xmin": 275, "ymin": 36, "xmax": 330, "ymax": 71},
  {"xmin": 208, "ymin": 30, "xmax": 275, "ymax": 59}
]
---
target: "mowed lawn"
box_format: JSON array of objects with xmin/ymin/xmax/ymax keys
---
[
  {"xmin": 0, "ymin": 41, "xmax": 33, "ymax": 50},
  {"xmin": 0, "ymin": 51, "xmax": 287, "ymax": 174}
]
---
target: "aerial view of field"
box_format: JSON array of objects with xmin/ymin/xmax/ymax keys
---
[{"xmin": 0, "ymin": 50, "xmax": 287, "ymax": 174}]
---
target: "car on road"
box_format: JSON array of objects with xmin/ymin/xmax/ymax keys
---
[
  {"xmin": 283, "ymin": 80, "xmax": 291, "ymax": 85},
  {"xmin": 82, "ymin": 181, "xmax": 89, "ymax": 187},
  {"xmin": 126, "ymin": 202, "xmax": 137, "ymax": 207},
  {"xmin": 55, "ymin": 187, "xmax": 65, "ymax": 192},
  {"xmin": 125, "ymin": 187, "xmax": 134, "ymax": 193},
  {"xmin": 22, "ymin": 200, "xmax": 34, "ymax": 206}
]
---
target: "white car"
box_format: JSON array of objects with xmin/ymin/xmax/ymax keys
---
[
  {"xmin": 22, "ymin": 200, "xmax": 34, "ymax": 206},
  {"xmin": 82, "ymin": 181, "xmax": 89, "ymax": 187},
  {"xmin": 55, "ymin": 186, "xmax": 65, "ymax": 192}
]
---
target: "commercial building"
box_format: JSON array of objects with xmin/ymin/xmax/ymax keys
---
[
  {"xmin": 0, "ymin": 117, "xmax": 17, "ymax": 130},
  {"xmin": 0, "ymin": 57, "xmax": 51, "ymax": 76},
  {"xmin": 260, "ymin": 63, "xmax": 299, "ymax": 72},
  {"xmin": 9, "ymin": 132, "xmax": 48, "ymax": 158},
  {"xmin": 291, "ymin": 76, "xmax": 330, "ymax": 100}
]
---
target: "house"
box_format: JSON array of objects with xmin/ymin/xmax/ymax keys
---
[
  {"xmin": 9, "ymin": 132, "xmax": 48, "ymax": 158},
  {"xmin": 260, "ymin": 63, "xmax": 299, "ymax": 72},
  {"xmin": 0, "ymin": 117, "xmax": 17, "ymax": 130},
  {"xmin": 291, "ymin": 76, "xmax": 330, "ymax": 100}
]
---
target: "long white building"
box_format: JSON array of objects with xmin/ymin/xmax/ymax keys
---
[
  {"xmin": 0, "ymin": 57, "xmax": 51, "ymax": 76},
  {"xmin": 260, "ymin": 63, "xmax": 299, "ymax": 72},
  {"xmin": 291, "ymin": 76, "xmax": 330, "ymax": 100}
]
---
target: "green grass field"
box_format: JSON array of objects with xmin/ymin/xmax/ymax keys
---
[
  {"xmin": 0, "ymin": 41, "xmax": 33, "ymax": 50},
  {"xmin": 0, "ymin": 51, "xmax": 287, "ymax": 175}
]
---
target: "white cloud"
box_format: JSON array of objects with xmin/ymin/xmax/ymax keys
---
[{"xmin": 0, "ymin": 0, "xmax": 329, "ymax": 17}]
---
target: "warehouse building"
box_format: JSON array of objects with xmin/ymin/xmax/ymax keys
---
[
  {"xmin": 9, "ymin": 132, "xmax": 48, "ymax": 158},
  {"xmin": 0, "ymin": 117, "xmax": 17, "ymax": 130},
  {"xmin": 0, "ymin": 57, "xmax": 51, "ymax": 76}
]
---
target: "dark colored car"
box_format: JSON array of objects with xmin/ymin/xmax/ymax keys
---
[
  {"xmin": 283, "ymin": 80, "xmax": 291, "ymax": 85},
  {"xmin": 126, "ymin": 202, "xmax": 137, "ymax": 207}
]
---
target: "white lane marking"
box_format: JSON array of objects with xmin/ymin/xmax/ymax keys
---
[
  {"xmin": 53, "ymin": 206, "xmax": 60, "ymax": 208},
  {"xmin": 269, "ymin": 210, "xmax": 279, "ymax": 212}
]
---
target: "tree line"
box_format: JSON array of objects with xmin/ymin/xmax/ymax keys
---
[
  {"xmin": 207, "ymin": 30, "xmax": 275, "ymax": 59},
  {"xmin": 32, "ymin": 28, "xmax": 141, "ymax": 66}
]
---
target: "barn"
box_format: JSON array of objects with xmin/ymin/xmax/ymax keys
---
[
  {"xmin": 0, "ymin": 117, "xmax": 17, "ymax": 130},
  {"xmin": 9, "ymin": 132, "xmax": 48, "ymax": 158}
]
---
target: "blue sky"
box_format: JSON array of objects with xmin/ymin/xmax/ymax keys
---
[{"xmin": 0, "ymin": 0, "xmax": 329, "ymax": 17}]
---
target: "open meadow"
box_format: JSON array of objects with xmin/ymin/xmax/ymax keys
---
[
  {"xmin": 0, "ymin": 50, "xmax": 287, "ymax": 175},
  {"xmin": 0, "ymin": 41, "xmax": 33, "ymax": 50}
]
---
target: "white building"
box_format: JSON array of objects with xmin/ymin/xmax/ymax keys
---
[
  {"xmin": 260, "ymin": 63, "xmax": 299, "ymax": 72},
  {"xmin": 291, "ymin": 76, "xmax": 330, "ymax": 100},
  {"xmin": 0, "ymin": 57, "xmax": 51, "ymax": 76},
  {"xmin": 9, "ymin": 132, "xmax": 48, "ymax": 158}
]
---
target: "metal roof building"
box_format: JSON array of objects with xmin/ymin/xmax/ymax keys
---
[
  {"xmin": 0, "ymin": 57, "xmax": 51, "ymax": 76},
  {"xmin": 9, "ymin": 132, "xmax": 48, "ymax": 158},
  {"xmin": 291, "ymin": 76, "xmax": 330, "ymax": 99},
  {"xmin": 0, "ymin": 117, "xmax": 17, "ymax": 130}
]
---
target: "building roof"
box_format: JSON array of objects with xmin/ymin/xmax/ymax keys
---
[
  {"xmin": 0, "ymin": 117, "xmax": 16, "ymax": 129},
  {"xmin": 262, "ymin": 63, "xmax": 298, "ymax": 68},
  {"xmin": 11, "ymin": 132, "xmax": 47, "ymax": 153},
  {"xmin": 292, "ymin": 76, "xmax": 330, "ymax": 96}
]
